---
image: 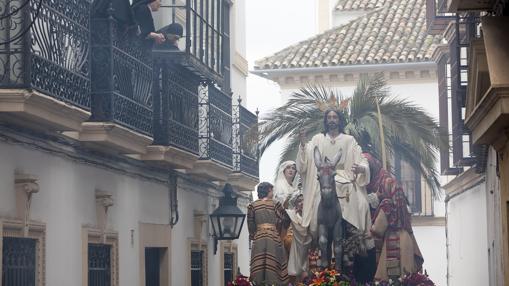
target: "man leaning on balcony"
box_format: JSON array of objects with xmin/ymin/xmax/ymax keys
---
[{"xmin": 132, "ymin": 0, "xmax": 165, "ymax": 50}]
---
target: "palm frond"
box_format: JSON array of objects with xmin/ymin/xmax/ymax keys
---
[{"xmin": 255, "ymin": 73, "xmax": 445, "ymax": 198}]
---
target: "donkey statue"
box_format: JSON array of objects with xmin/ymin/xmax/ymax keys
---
[{"xmin": 313, "ymin": 146, "xmax": 344, "ymax": 272}]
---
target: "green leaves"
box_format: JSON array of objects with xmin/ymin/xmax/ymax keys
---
[{"xmin": 256, "ymin": 73, "xmax": 444, "ymax": 198}]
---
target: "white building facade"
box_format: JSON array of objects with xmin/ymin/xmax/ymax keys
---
[{"xmin": 0, "ymin": 0, "xmax": 255, "ymax": 285}]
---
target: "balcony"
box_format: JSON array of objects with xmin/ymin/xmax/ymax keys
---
[
  {"xmin": 158, "ymin": 0, "xmax": 231, "ymax": 86},
  {"xmin": 143, "ymin": 56, "xmax": 200, "ymax": 169},
  {"xmin": 81, "ymin": 14, "xmax": 154, "ymax": 154},
  {"xmin": 229, "ymin": 101, "xmax": 259, "ymax": 191},
  {"xmin": 189, "ymin": 84, "xmax": 233, "ymax": 181},
  {"xmin": 464, "ymin": 17, "xmax": 509, "ymax": 151},
  {"xmin": 0, "ymin": 0, "xmax": 258, "ymax": 182},
  {"xmin": 0, "ymin": 0, "xmax": 91, "ymax": 131}
]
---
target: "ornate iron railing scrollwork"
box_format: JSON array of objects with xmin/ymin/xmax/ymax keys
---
[
  {"xmin": 197, "ymin": 82, "xmax": 232, "ymax": 167},
  {"xmin": 152, "ymin": 58, "xmax": 200, "ymax": 154},
  {"xmin": 0, "ymin": 0, "xmax": 91, "ymax": 109},
  {"xmin": 232, "ymin": 97, "xmax": 258, "ymax": 178},
  {"xmin": 239, "ymin": 105, "xmax": 259, "ymax": 177},
  {"xmin": 90, "ymin": 10, "xmax": 153, "ymax": 136},
  {"xmin": 232, "ymin": 97, "xmax": 241, "ymax": 172}
]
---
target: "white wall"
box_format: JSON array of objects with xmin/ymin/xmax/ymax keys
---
[
  {"xmin": 233, "ymin": 0, "xmax": 246, "ymax": 57},
  {"xmin": 447, "ymin": 183, "xmax": 489, "ymax": 286},
  {"xmin": 0, "ymin": 140, "xmax": 169, "ymax": 285},
  {"xmin": 485, "ymin": 147, "xmax": 503, "ymax": 286},
  {"xmin": 413, "ymin": 226, "xmax": 447, "ymax": 286},
  {"xmin": 0, "ymin": 139, "xmax": 251, "ymax": 286}
]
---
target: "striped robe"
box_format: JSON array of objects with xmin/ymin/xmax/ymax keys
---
[{"xmin": 248, "ymin": 199, "xmax": 289, "ymax": 285}]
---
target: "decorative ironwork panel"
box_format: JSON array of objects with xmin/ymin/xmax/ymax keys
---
[
  {"xmin": 232, "ymin": 100, "xmax": 258, "ymax": 177},
  {"xmin": 232, "ymin": 98, "xmax": 241, "ymax": 172},
  {"xmin": 88, "ymin": 243, "xmax": 111, "ymax": 286},
  {"xmin": 2, "ymin": 237, "xmax": 36, "ymax": 286},
  {"xmin": 90, "ymin": 13, "xmax": 153, "ymax": 136},
  {"xmin": 205, "ymin": 84, "xmax": 232, "ymax": 166},
  {"xmin": 198, "ymin": 82, "xmax": 210, "ymax": 157},
  {"xmin": 112, "ymin": 44, "xmax": 153, "ymax": 135},
  {"xmin": 239, "ymin": 105, "xmax": 258, "ymax": 177},
  {"xmin": 155, "ymin": 64, "xmax": 200, "ymax": 153},
  {"xmin": 0, "ymin": 0, "xmax": 91, "ymax": 109}
]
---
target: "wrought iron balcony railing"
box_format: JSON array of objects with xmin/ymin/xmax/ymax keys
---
[
  {"xmin": 232, "ymin": 101, "xmax": 258, "ymax": 178},
  {"xmin": 0, "ymin": 0, "xmax": 91, "ymax": 110},
  {"xmin": 159, "ymin": 0, "xmax": 231, "ymax": 88},
  {"xmin": 198, "ymin": 83, "xmax": 232, "ymax": 168},
  {"xmin": 89, "ymin": 14, "xmax": 153, "ymax": 136},
  {"xmin": 152, "ymin": 52, "xmax": 200, "ymax": 154}
]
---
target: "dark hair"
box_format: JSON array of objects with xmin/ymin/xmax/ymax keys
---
[
  {"xmin": 257, "ymin": 182, "xmax": 273, "ymax": 199},
  {"xmin": 323, "ymin": 109, "xmax": 346, "ymax": 134}
]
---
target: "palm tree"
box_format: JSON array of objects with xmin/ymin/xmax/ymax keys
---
[{"xmin": 256, "ymin": 73, "xmax": 445, "ymax": 198}]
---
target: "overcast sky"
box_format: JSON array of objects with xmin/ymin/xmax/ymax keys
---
[{"xmin": 245, "ymin": 0, "xmax": 317, "ymax": 182}]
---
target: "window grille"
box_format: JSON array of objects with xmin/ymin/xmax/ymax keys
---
[
  {"xmin": 2, "ymin": 237, "xmax": 36, "ymax": 286},
  {"xmin": 88, "ymin": 243, "xmax": 111, "ymax": 286}
]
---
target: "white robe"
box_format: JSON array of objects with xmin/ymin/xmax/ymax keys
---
[
  {"xmin": 296, "ymin": 133, "xmax": 374, "ymax": 248},
  {"xmin": 287, "ymin": 209, "xmax": 312, "ymax": 276}
]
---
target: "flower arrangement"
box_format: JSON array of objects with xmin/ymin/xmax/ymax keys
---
[
  {"xmin": 303, "ymin": 269, "xmax": 351, "ymax": 286},
  {"xmin": 227, "ymin": 271, "xmax": 435, "ymax": 286},
  {"xmin": 296, "ymin": 270, "xmax": 435, "ymax": 286},
  {"xmin": 227, "ymin": 275, "xmax": 253, "ymax": 286}
]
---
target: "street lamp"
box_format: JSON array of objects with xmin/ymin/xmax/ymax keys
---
[{"xmin": 210, "ymin": 183, "xmax": 246, "ymax": 254}]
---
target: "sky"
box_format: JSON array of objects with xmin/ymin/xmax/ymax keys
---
[{"xmin": 245, "ymin": 0, "xmax": 317, "ymax": 182}]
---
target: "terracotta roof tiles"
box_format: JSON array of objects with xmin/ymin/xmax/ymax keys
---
[
  {"xmin": 254, "ymin": 0, "xmax": 441, "ymax": 71},
  {"xmin": 336, "ymin": 0, "xmax": 389, "ymax": 11}
]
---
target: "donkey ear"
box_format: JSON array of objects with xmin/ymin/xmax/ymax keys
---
[
  {"xmin": 313, "ymin": 146, "xmax": 322, "ymax": 168},
  {"xmin": 331, "ymin": 148, "xmax": 342, "ymax": 167}
]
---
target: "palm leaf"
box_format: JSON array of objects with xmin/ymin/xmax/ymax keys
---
[{"xmin": 256, "ymin": 73, "xmax": 445, "ymax": 198}]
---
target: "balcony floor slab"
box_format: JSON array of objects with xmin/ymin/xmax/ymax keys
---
[
  {"xmin": 141, "ymin": 145, "xmax": 199, "ymax": 169},
  {"xmin": 79, "ymin": 122, "xmax": 152, "ymax": 155},
  {"xmin": 0, "ymin": 89, "xmax": 89, "ymax": 131}
]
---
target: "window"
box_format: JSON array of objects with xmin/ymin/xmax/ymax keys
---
[
  {"xmin": 220, "ymin": 242, "xmax": 238, "ymax": 286},
  {"xmin": 88, "ymin": 243, "xmax": 111, "ymax": 286},
  {"xmin": 223, "ymin": 252, "xmax": 234, "ymax": 286},
  {"xmin": 2, "ymin": 237, "xmax": 36, "ymax": 286},
  {"xmin": 83, "ymin": 228, "xmax": 118, "ymax": 286},
  {"xmin": 0, "ymin": 220, "xmax": 45, "ymax": 286},
  {"xmin": 191, "ymin": 250, "xmax": 204, "ymax": 286}
]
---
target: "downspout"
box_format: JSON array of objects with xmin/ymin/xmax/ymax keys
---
[
  {"xmin": 169, "ymin": 171, "xmax": 179, "ymax": 227},
  {"xmin": 444, "ymin": 194, "xmax": 450, "ymax": 286}
]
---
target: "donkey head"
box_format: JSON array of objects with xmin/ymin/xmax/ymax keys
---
[{"xmin": 314, "ymin": 146, "xmax": 342, "ymax": 202}]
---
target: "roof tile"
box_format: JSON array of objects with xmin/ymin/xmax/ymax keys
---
[{"xmin": 254, "ymin": 0, "xmax": 441, "ymax": 71}]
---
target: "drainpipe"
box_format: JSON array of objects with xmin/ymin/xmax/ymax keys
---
[
  {"xmin": 444, "ymin": 194, "xmax": 450, "ymax": 286},
  {"xmin": 169, "ymin": 172, "xmax": 179, "ymax": 227}
]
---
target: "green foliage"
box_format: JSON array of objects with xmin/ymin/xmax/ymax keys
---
[{"xmin": 256, "ymin": 73, "xmax": 445, "ymax": 198}]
